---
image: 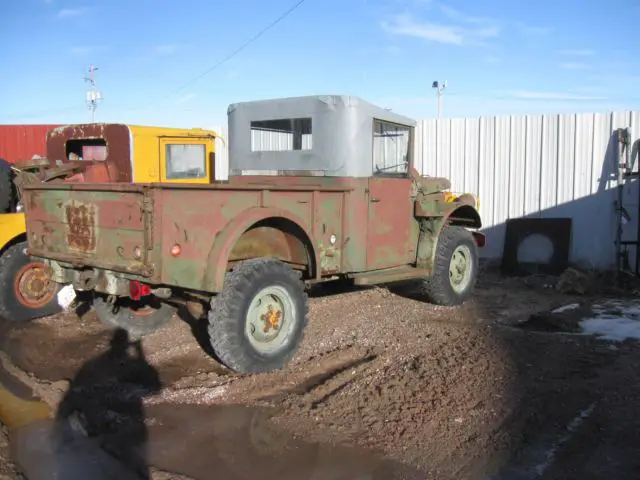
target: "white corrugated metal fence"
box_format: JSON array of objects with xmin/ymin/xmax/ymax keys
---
[{"xmin": 416, "ymin": 111, "xmax": 640, "ymax": 269}]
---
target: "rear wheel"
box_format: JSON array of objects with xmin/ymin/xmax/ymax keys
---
[
  {"xmin": 207, "ymin": 258, "xmax": 309, "ymax": 373},
  {"xmin": 93, "ymin": 296, "xmax": 176, "ymax": 339},
  {"xmin": 422, "ymin": 225, "xmax": 479, "ymax": 306},
  {"xmin": 0, "ymin": 241, "xmax": 62, "ymax": 321}
]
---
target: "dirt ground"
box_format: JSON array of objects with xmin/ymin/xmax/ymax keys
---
[{"xmin": 0, "ymin": 270, "xmax": 639, "ymax": 479}]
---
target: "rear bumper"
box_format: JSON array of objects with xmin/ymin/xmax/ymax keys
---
[{"xmin": 44, "ymin": 259, "xmax": 151, "ymax": 297}]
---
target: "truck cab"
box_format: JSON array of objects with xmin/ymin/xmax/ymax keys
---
[{"xmin": 0, "ymin": 123, "xmax": 217, "ymax": 322}]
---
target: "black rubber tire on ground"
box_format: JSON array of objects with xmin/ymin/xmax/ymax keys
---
[
  {"xmin": 93, "ymin": 296, "xmax": 176, "ymax": 339},
  {"xmin": 207, "ymin": 258, "xmax": 309, "ymax": 374},
  {"xmin": 422, "ymin": 225, "xmax": 479, "ymax": 306},
  {"xmin": 0, "ymin": 158, "xmax": 13, "ymax": 213},
  {"xmin": 0, "ymin": 241, "xmax": 62, "ymax": 322}
]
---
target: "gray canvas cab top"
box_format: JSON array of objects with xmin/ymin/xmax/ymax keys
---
[{"xmin": 227, "ymin": 95, "xmax": 417, "ymax": 178}]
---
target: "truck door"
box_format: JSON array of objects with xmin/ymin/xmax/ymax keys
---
[
  {"xmin": 366, "ymin": 119, "xmax": 414, "ymax": 270},
  {"xmin": 159, "ymin": 137, "xmax": 214, "ymax": 183}
]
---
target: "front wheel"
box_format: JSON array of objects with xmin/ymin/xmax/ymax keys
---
[
  {"xmin": 207, "ymin": 258, "xmax": 309, "ymax": 374},
  {"xmin": 422, "ymin": 225, "xmax": 479, "ymax": 306},
  {"xmin": 93, "ymin": 296, "xmax": 176, "ymax": 339},
  {"xmin": 0, "ymin": 241, "xmax": 62, "ymax": 321}
]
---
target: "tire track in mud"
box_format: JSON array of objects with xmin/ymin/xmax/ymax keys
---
[{"xmin": 146, "ymin": 345, "xmax": 380, "ymax": 407}]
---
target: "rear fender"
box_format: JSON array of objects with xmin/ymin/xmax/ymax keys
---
[{"xmin": 202, "ymin": 207, "xmax": 319, "ymax": 293}]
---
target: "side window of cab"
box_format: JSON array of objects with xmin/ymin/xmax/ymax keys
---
[{"xmin": 372, "ymin": 119, "xmax": 412, "ymax": 177}]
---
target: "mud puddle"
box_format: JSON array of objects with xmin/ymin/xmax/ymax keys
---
[
  {"xmin": 141, "ymin": 403, "xmax": 422, "ymax": 479},
  {"xmin": 8, "ymin": 400, "xmax": 422, "ymax": 480},
  {"xmin": 0, "ymin": 356, "xmax": 421, "ymax": 480}
]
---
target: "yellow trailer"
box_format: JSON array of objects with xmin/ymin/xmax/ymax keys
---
[{"xmin": 0, "ymin": 123, "xmax": 217, "ymax": 321}]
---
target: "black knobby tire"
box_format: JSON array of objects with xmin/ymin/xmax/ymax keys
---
[
  {"xmin": 0, "ymin": 241, "xmax": 62, "ymax": 322},
  {"xmin": 0, "ymin": 158, "xmax": 13, "ymax": 213},
  {"xmin": 93, "ymin": 296, "xmax": 176, "ymax": 339},
  {"xmin": 207, "ymin": 258, "xmax": 309, "ymax": 374},
  {"xmin": 422, "ymin": 225, "xmax": 479, "ymax": 306}
]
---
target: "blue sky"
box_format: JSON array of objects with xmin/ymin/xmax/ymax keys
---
[{"xmin": 2, "ymin": 0, "xmax": 640, "ymax": 128}]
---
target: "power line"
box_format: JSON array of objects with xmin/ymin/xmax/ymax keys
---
[
  {"xmin": 3, "ymin": 0, "xmax": 310, "ymax": 120},
  {"xmin": 161, "ymin": 0, "xmax": 309, "ymax": 101}
]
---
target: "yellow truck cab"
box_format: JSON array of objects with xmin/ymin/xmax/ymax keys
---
[{"xmin": 0, "ymin": 123, "xmax": 217, "ymax": 322}]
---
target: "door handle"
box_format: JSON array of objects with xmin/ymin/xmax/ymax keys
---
[{"xmin": 370, "ymin": 198, "xmax": 380, "ymax": 203}]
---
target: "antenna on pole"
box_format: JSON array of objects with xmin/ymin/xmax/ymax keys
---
[
  {"xmin": 84, "ymin": 65, "xmax": 103, "ymax": 122},
  {"xmin": 432, "ymin": 80, "xmax": 447, "ymax": 118}
]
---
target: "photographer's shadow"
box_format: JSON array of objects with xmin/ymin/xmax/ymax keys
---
[{"xmin": 52, "ymin": 328, "xmax": 161, "ymax": 479}]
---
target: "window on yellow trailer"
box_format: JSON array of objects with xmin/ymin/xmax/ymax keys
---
[{"xmin": 165, "ymin": 143, "xmax": 206, "ymax": 179}]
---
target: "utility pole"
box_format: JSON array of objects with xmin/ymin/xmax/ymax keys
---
[
  {"xmin": 431, "ymin": 80, "xmax": 447, "ymax": 118},
  {"xmin": 84, "ymin": 65, "xmax": 103, "ymax": 122}
]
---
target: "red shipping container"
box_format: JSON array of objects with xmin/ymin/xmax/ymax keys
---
[{"xmin": 0, "ymin": 124, "xmax": 60, "ymax": 164}]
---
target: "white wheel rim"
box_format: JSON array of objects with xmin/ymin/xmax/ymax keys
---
[
  {"xmin": 245, "ymin": 285, "xmax": 296, "ymax": 355},
  {"xmin": 449, "ymin": 245, "xmax": 473, "ymax": 294}
]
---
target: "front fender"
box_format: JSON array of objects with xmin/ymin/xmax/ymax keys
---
[
  {"xmin": 0, "ymin": 213, "xmax": 27, "ymax": 253},
  {"xmin": 415, "ymin": 192, "xmax": 482, "ymax": 228},
  {"xmin": 201, "ymin": 207, "xmax": 319, "ymax": 293},
  {"xmin": 443, "ymin": 204, "xmax": 482, "ymax": 229}
]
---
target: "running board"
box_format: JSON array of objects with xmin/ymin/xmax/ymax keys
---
[{"xmin": 350, "ymin": 266, "xmax": 430, "ymax": 286}]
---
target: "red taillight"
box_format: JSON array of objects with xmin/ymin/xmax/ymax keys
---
[
  {"xmin": 472, "ymin": 232, "xmax": 486, "ymax": 248},
  {"xmin": 129, "ymin": 280, "xmax": 151, "ymax": 300}
]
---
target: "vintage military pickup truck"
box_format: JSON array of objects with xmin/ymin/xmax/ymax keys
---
[{"xmin": 20, "ymin": 95, "xmax": 484, "ymax": 373}]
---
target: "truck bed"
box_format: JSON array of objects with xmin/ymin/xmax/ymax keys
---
[
  {"xmin": 24, "ymin": 183, "xmax": 152, "ymax": 275},
  {"xmin": 22, "ymin": 180, "xmax": 355, "ymax": 292}
]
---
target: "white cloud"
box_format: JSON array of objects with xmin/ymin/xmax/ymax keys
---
[
  {"xmin": 384, "ymin": 45, "xmax": 404, "ymax": 55},
  {"xmin": 438, "ymin": 5, "xmax": 494, "ymax": 25},
  {"xmin": 559, "ymin": 49, "xmax": 595, "ymax": 56},
  {"xmin": 381, "ymin": 13, "xmax": 499, "ymax": 46},
  {"xmin": 175, "ymin": 93, "xmax": 196, "ymax": 104},
  {"xmin": 57, "ymin": 8, "xmax": 86, "ymax": 18},
  {"xmin": 515, "ymin": 22, "xmax": 551, "ymax": 36},
  {"xmin": 69, "ymin": 46, "xmax": 106, "ymax": 56},
  {"xmin": 560, "ymin": 62, "xmax": 591, "ymax": 70},
  {"xmin": 154, "ymin": 44, "xmax": 180, "ymax": 56},
  {"xmin": 505, "ymin": 90, "xmax": 607, "ymax": 101}
]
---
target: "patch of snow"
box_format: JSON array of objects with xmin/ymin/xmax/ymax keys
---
[
  {"xmin": 580, "ymin": 318, "xmax": 640, "ymax": 341},
  {"xmin": 579, "ymin": 299, "xmax": 640, "ymax": 342},
  {"xmin": 552, "ymin": 303, "xmax": 580, "ymax": 314}
]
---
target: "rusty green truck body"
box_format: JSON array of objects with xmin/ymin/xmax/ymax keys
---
[
  {"xmin": 23, "ymin": 173, "xmax": 480, "ymax": 293},
  {"xmin": 20, "ymin": 95, "xmax": 484, "ymax": 374}
]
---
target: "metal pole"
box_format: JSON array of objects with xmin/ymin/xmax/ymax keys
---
[{"xmin": 437, "ymin": 90, "xmax": 442, "ymax": 118}]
